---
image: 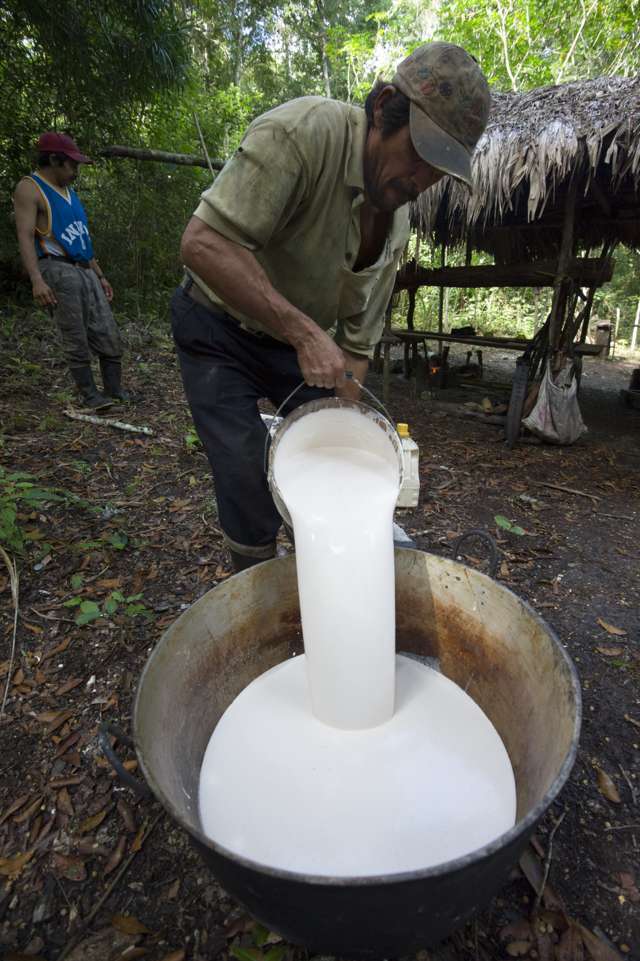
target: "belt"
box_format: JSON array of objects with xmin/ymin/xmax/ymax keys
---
[
  {"xmin": 40, "ymin": 254, "xmax": 91, "ymax": 269},
  {"xmin": 181, "ymin": 274, "xmax": 266, "ymax": 339}
]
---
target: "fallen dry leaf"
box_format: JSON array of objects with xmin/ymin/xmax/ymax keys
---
[
  {"xmin": 577, "ymin": 924, "xmax": 624, "ymax": 961},
  {"xmin": 0, "ymin": 849, "xmax": 34, "ymax": 877},
  {"xmin": 595, "ymin": 646, "xmax": 624, "ymax": 657},
  {"xmin": 117, "ymin": 798, "xmax": 136, "ymax": 833},
  {"xmin": 596, "ymin": 618, "xmax": 627, "ymax": 637},
  {"xmin": 162, "ymin": 878, "xmax": 180, "ymax": 901},
  {"xmin": 56, "ymin": 677, "xmax": 84, "ymax": 696},
  {"xmin": 0, "ymin": 794, "xmax": 31, "ymax": 827},
  {"xmin": 57, "ymin": 788, "xmax": 74, "ymax": 817},
  {"xmin": 616, "ymin": 871, "xmax": 640, "ymax": 903},
  {"xmin": 506, "ymin": 941, "xmax": 531, "ymax": 958},
  {"xmin": 52, "ymin": 853, "xmax": 87, "ymax": 882},
  {"xmin": 13, "ymin": 796, "xmax": 43, "ymax": 825},
  {"xmin": 79, "ymin": 809, "xmax": 108, "ymax": 834},
  {"xmin": 111, "ymin": 915, "xmax": 151, "ymax": 936},
  {"xmin": 555, "ymin": 922, "xmax": 584, "ymax": 961},
  {"xmin": 130, "ymin": 823, "xmax": 146, "ymax": 853},
  {"xmin": 104, "ymin": 836, "xmax": 127, "ymax": 876},
  {"xmin": 158, "ymin": 951, "xmax": 186, "ymax": 961},
  {"xmin": 595, "ymin": 767, "xmax": 621, "ymax": 804},
  {"xmin": 64, "ymin": 926, "xmax": 140, "ymax": 961},
  {"xmin": 96, "ymin": 578, "xmax": 122, "ymax": 589}
]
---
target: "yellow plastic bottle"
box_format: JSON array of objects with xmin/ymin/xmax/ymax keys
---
[{"xmin": 396, "ymin": 423, "xmax": 420, "ymax": 508}]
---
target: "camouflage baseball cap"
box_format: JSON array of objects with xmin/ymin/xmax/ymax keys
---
[{"xmin": 392, "ymin": 42, "xmax": 491, "ymax": 186}]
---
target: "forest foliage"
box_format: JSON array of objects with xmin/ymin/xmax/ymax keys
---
[{"xmin": 1, "ymin": 0, "xmax": 639, "ymax": 337}]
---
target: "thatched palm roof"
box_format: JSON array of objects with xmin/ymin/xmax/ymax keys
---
[{"xmin": 414, "ymin": 75, "xmax": 640, "ymax": 262}]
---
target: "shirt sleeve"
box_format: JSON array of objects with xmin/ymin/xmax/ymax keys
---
[{"xmin": 193, "ymin": 122, "xmax": 308, "ymax": 251}]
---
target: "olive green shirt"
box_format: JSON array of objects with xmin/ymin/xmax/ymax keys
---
[{"xmin": 191, "ymin": 96, "xmax": 410, "ymax": 357}]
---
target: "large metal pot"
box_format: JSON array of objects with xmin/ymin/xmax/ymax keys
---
[{"xmin": 134, "ymin": 550, "xmax": 580, "ymax": 958}]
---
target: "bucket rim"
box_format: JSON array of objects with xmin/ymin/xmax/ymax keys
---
[
  {"xmin": 133, "ymin": 550, "xmax": 582, "ymax": 888},
  {"xmin": 266, "ymin": 396, "xmax": 404, "ymax": 530}
]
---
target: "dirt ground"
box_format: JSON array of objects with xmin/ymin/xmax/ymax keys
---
[{"xmin": 0, "ymin": 309, "xmax": 638, "ymax": 961}]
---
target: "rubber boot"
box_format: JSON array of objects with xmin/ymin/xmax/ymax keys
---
[
  {"xmin": 229, "ymin": 549, "xmax": 274, "ymax": 574},
  {"xmin": 100, "ymin": 358, "xmax": 131, "ymax": 403},
  {"xmin": 70, "ymin": 366, "xmax": 113, "ymax": 411}
]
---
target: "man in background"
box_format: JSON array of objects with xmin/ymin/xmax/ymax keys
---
[{"xmin": 13, "ymin": 132, "xmax": 129, "ymax": 409}]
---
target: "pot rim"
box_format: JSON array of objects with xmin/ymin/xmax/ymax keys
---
[{"xmin": 133, "ymin": 550, "xmax": 582, "ymax": 887}]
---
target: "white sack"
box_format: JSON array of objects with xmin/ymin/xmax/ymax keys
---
[{"xmin": 522, "ymin": 362, "xmax": 587, "ymax": 444}]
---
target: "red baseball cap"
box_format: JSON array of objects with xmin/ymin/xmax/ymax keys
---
[{"xmin": 36, "ymin": 132, "xmax": 92, "ymax": 164}]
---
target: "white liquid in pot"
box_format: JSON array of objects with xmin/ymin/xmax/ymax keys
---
[{"xmin": 199, "ymin": 408, "xmax": 516, "ymax": 875}]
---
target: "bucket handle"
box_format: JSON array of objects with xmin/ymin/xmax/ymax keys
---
[
  {"xmin": 98, "ymin": 721, "xmax": 151, "ymax": 799},
  {"xmin": 263, "ymin": 374, "xmax": 396, "ymax": 472},
  {"xmin": 451, "ymin": 529, "xmax": 500, "ymax": 579}
]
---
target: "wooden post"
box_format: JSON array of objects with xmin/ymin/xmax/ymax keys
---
[
  {"xmin": 631, "ymin": 298, "xmax": 640, "ymax": 352},
  {"xmin": 437, "ymin": 240, "xmax": 446, "ymax": 333},
  {"xmin": 612, "ymin": 307, "xmax": 620, "ymax": 357},
  {"xmin": 549, "ymin": 176, "xmax": 579, "ymax": 361}
]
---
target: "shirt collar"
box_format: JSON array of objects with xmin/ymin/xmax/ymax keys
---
[{"xmin": 344, "ymin": 106, "xmax": 367, "ymax": 192}]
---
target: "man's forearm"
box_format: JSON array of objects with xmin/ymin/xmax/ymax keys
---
[
  {"xmin": 17, "ymin": 234, "xmax": 44, "ymax": 284},
  {"xmin": 181, "ymin": 217, "xmax": 319, "ymax": 351}
]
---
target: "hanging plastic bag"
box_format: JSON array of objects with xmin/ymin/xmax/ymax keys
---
[{"xmin": 522, "ymin": 362, "xmax": 587, "ymax": 444}]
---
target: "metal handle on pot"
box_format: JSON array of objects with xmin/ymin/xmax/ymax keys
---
[
  {"xmin": 98, "ymin": 722, "xmax": 151, "ymax": 799},
  {"xmin": 263, "ymin": 375, "xmax": 397, "ymax": 471},
  {"xmin": 452, "ymin": 529, "xmax": 500, "ymax": 579}
]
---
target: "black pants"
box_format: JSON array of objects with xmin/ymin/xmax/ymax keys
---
[{"xmin": 171, "ymin": 286, "xmax": 331, "ymax": 559}]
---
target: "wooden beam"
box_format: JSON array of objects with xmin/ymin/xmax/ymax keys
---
[
  {"xmin": 99, "ymin": 145, "xmax": 225, "ymax": 170},
  {"xmin": 395, "ymin": 258, "xmax": 613, "ymax": 291}
]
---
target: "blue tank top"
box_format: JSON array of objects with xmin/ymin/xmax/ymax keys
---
[{"xmin": 29, "ymin": 172, "xmax": 94, "ymax": 262}]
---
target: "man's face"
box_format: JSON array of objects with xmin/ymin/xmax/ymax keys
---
[
  {"xmin": 363, "ymin": 91, "xmax": 445, "ymax": 212},
  {"xmin": 53, "ymin": 157, "xmax": 80, "ymax": 187}
]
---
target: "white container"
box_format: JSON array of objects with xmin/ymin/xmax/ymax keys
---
[{"xmin": 396, "ymin": 423, "xmax": 420, "ymax": 508}]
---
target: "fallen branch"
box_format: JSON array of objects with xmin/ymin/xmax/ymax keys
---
[
  {"xmin": 533, "ymin": 808, "xmax": 567, "ymax": 915},
  {"xmin": 532, "ymin": 481, "xmax": 600, "ymax": 504},
  {"xmin": 63, "ymin": 409, "xmax": 153, "ymax": 435},
  {"xmin": 0, "ymin": 547, "xmax": 19, "ymax": 718},
  {"xmin": 100, "ymin": 144, "xmax": 224, "ymax": 170}
]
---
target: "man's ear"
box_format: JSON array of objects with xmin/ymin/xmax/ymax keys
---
[{"xmin": 372, "ymin": 84, "xmax": 398, "ymax": 129}]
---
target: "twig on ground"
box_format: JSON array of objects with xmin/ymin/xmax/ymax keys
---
[
  {"xmin": 597, "ymin": 512, "xmax": 636, "ymax": 521},
  {"xmin": 618, "ymin": 765, "xmax": 637, "ymax": 805},
  {"xmin": 534, "ymin": 808, "xmax": 567, "ymax": 914},
  {"xmin": 532, "ymin": 481, "xmax": 600, "ymax": 504},
  {"xmin": 56, "ymin": 809, "xmax": 163, "ymax": 961},
  {"xmin": 63, "ymin": 409, "xmax": 154, "ymax": 435},
  {"xmin": 604, "ymin": 823, "xmax": 640, "ymax": 831},
  {"xmin": 0, "ymin": 546, "xmax": 19, "ymax": 718}
]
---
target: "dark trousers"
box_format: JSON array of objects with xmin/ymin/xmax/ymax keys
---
[{"xmin": 171, "ymin": 286, "xmax": 331, "ymax": 558}]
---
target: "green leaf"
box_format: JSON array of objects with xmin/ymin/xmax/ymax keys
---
[
  {"xmin": 111, "ymin": 590, "xmax": 126, "ymax": 602},
  {"xmin": 125, "ymin": 592, "xmax": 143, "ymax": 603},
  {"xmin": 103, "ymin": 597, "xmax": 119, "ymax": 615},
  {"xmin": 76, "ymin": 607, "xmax": 102, "ymax": 626},
  {"xmin": 79, "ymin": 600, "xmax": 100, "ymax": 614},
  {"xmin": 510, "ymin": 525, "xmax": 526, "ymax": 536},
  {"xmin": 77, "ymin": 540, "xmax": 104, "ymax": 551},
  {"xmin": 230, "ymin": 947, "xmax": 264, "ymax": 961},
  {"xmin": 71, "ymin": 573, "xmax": 84, "ymax": 590},
  {"xmin": 109, "ymin": 531, "xmax": 128, "ymax": 550},
  {"xmin": 494, "ymin": 514, "xmax": 512, "ymax": 530},
  {"xmin": 63, "ymin": 596, "xmax": 84, "ymax": 607},
  {"xmin": 253, "ymin": 924, "xmax": 270, "ymax": 948},
  {"xmin": 264, "ymin": 946, "xmax": 286, "ymax": 961}
]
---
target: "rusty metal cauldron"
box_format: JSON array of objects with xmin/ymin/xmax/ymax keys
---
[{"xmin": 129, "ymin": 549, "xmax": 581, "ymax": 958}]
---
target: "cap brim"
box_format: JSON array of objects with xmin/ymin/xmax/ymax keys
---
[
  {"xmin": 409, "ymin": 103, "xmax": 472, "ymax": 187},
  {"xmin": 64, "ymin": 150, "xmax": 93, "ymax": 164}
]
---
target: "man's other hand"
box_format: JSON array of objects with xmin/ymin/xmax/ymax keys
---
[
  {"xmin": 99, "ymin": 277, "xmax": 114, "ymax": 303},
  {"xmin": 297, "ymin": 328, "xmax": 346, "ymax": 389},
  {"xmin": 32, "ymin": 277, "xmax": 57, "ymax": 308}
]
